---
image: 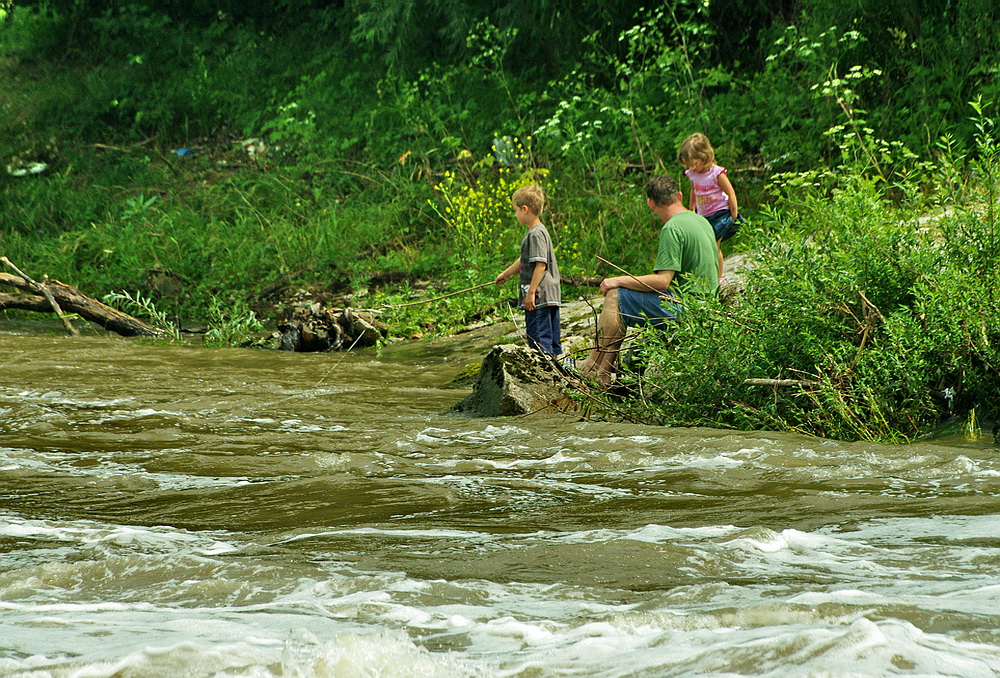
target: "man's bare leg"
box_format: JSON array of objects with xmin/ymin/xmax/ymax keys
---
[{"xmin": 579, "ymin": 289, "xmax": 625, "ymax": 384}]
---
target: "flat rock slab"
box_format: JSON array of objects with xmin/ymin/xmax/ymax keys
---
[{"xmin": 451, "ymin": 344, "xmax": 574, "ymax": 417}]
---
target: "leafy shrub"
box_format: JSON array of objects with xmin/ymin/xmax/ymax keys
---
[
  {"xmin": 204, "ymin": 295, "xmax": 265, "ymax": 348},
  {"xmin": 601, "ymin": 129, "xmax": 1000, "ymax": 441},
  {"xmin": 429, "ymin": 138, "xmax": 549, "ymax": 279}
]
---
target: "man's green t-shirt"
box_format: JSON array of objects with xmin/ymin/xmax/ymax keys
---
[{"xmin": 653, "ymin": 210, "xmax": 719, "ymax": 295}]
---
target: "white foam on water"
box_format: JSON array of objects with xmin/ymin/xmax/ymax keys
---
[
  {"xmin": 556, "ymin": 433, "xmax": 666, "ymax": 446},
  {"xmin": 0, "ymin": 514, "xmax": 238, "ymax": 557},
  {"xmin": 274, "ymin": 418, "xmax": 348, "ymax": 433},
  {"xmin": 131, "ymin": 407, "xmax": 184, "ymax": 417},
  {"xmin": 625, "ymin": 523, "xmax": 738, "ymax": 543},
  {"xmin": 1, "ymin": 523, "xmax": 999, "ymax": 677},
  {"xmin": 0, "ymin": 620, "xmax": 484, "ymax": 677},
  {"xmin": 0, "ymin": 447, "xmax": 258, "ymax": 491},
  {"xmin": 838, "ymin": 513, "xmax": 1000, "ymax": 543},
  {"xmin": 682, "ymin": 452, "xmax": 748, "ymax": 469},
  {"xmin": 275, "ymin": 526, "xmax": 493, "ymax": 545},
  {"xmin": 412, "ymin": 425, "xmax": 531, "ymax": 446},
  {"xmin": 0, "ymin": 387, "xmax": 136, "ymax": 410},
  {"xmin": 279, "ymin": 575, "xmax": 1000, "ymax": 677}
]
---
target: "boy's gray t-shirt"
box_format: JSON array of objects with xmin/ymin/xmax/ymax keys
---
[{"xmin": 518, "ymin": 223, "xmax": 561, "ymax": 309}]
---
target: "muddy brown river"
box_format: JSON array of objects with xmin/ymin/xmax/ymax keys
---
[{"xmin": 2, "ymin": 320, "xmax": 1000, "ymax": 676}]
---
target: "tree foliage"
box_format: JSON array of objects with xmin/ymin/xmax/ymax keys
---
[{"xmin": 5, "ymin": 0, "xmax": 998, "ymax": 165}]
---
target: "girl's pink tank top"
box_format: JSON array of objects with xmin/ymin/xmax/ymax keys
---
[{"xmin": 685, "ymin": 164, "xmax": 729, "ymax": 216}]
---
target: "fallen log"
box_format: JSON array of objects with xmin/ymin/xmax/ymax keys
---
[
  {"xmin": 0, "ymin": 272, "xmax": 164, "ymax": 337},
  {"xmin": 2, "ymin": 257, "xmax": 79, "ymax": 336},
  {"xmin": 0, "ymin": 293, "xmax": 52, "ymax": 313}
]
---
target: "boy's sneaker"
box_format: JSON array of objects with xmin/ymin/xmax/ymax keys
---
[{"xmin": 718, "ymin": 276, "xmax": 728, "ymax": 286}]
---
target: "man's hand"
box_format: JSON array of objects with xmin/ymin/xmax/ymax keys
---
[{"xmin": 598, "ymin": 277, "xmax": 623, "ymax": 296}]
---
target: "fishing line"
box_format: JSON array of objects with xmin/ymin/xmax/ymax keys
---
[
  {"xmin": 309, "ymin": 329, "xmax": 369, "ymax": 390},
  {"xmin": 223, "ymin": 329, "xmax": 371, "ymax": 418},
  {"xmin": 381, "ymin": 281, "xmax": 495, "ymax": 309},
  {"xmin": 506, "ymin": 302, "xmax": 530, "ymax": 348}
]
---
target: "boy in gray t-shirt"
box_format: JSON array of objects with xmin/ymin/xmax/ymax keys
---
[{"xmin": 494, "ymin": 184, "xmax": 562, "ymax": 356}]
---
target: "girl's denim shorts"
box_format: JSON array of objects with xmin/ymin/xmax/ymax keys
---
[{"xmin": 706, "ymin": 210, "xmax": 744, "ymax": 241}]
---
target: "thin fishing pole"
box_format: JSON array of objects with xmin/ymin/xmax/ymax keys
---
[
  {"xmin": 595, "ymin": 256, "xmax": 670, "ymax": 298},
  {"xmin": 382, "ymin": 281, "xmax": 496, "ymax": 309}
]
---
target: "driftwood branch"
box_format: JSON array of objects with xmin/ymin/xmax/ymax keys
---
[
  {"xmin": 1, "ymin": 257, "xmax": 80, "ymax": 336},
  {"xmin": 562, "ymin": 274, "xmax": 602, "ymax": 287},
  {"xmin": 0, "ymin": 271, "xmax": 163, "ymax": 337},
  {"xmin": 744, "ymin": 378, "xmax": 819, "ymax": 388}
]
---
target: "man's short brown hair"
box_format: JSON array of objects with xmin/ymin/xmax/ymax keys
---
[
  {"xmin": 646, "ymin": 175, "xmax": 680, "ymax": 206},
  {"xmin": 512, "ymin": 184, "xmax": 545, "ymax": 215}
]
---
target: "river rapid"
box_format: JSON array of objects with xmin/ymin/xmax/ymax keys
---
[{"xmin": 2, "ymin": 322, "xmax": 1000, "ymax": 677}]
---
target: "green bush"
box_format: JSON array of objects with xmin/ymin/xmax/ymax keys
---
[{"xmin": 602, "ymin": 132, "xmax": 1000, "ymax": 441}]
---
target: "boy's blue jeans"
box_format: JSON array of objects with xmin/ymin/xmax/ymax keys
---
[{"xmin": 525, "ymin": 305, "xmax": 562, "ymax": 356}]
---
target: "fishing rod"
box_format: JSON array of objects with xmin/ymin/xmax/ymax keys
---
[
  {"xmin": 382, "ymin": 280, "xmax": 496, "ymax": 309},
  {"xmin": 595, "ymin": 256, "xmax": 671, "ymax": 298},
  {"xmin": 383, "ymin": 258, "xmax": 662, "ymax": 311}
]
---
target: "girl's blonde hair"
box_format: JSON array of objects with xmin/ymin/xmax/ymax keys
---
[
  {"xmin": 678, "ymin": 133, "xmax": 715, "ymax": 166},
  {"xmin": 512, "ymin": 184, "xmax": 545, "ymax": 215}
]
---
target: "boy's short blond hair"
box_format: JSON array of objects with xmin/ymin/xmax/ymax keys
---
[
  {"xmin": 512, "ymin": 184, "xmax": 545, "ymax": 216},
  {"xmin": 678, "ymin": 133, "xmax": 715, "ymax": 166}
]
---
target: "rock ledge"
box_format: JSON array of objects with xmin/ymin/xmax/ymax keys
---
[{"xmin": 451, "ymin": 344, "xmax": 575, "ymax": 417}]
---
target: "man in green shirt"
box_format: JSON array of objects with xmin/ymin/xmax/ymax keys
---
[{"xmin": 578, "ymin": 175, "xmax": 719, "ymax": 384}]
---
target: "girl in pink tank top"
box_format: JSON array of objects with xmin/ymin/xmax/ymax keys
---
[{"xmin": 678, "ymin": 133, "xmax": 740, "ymax": 285}]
